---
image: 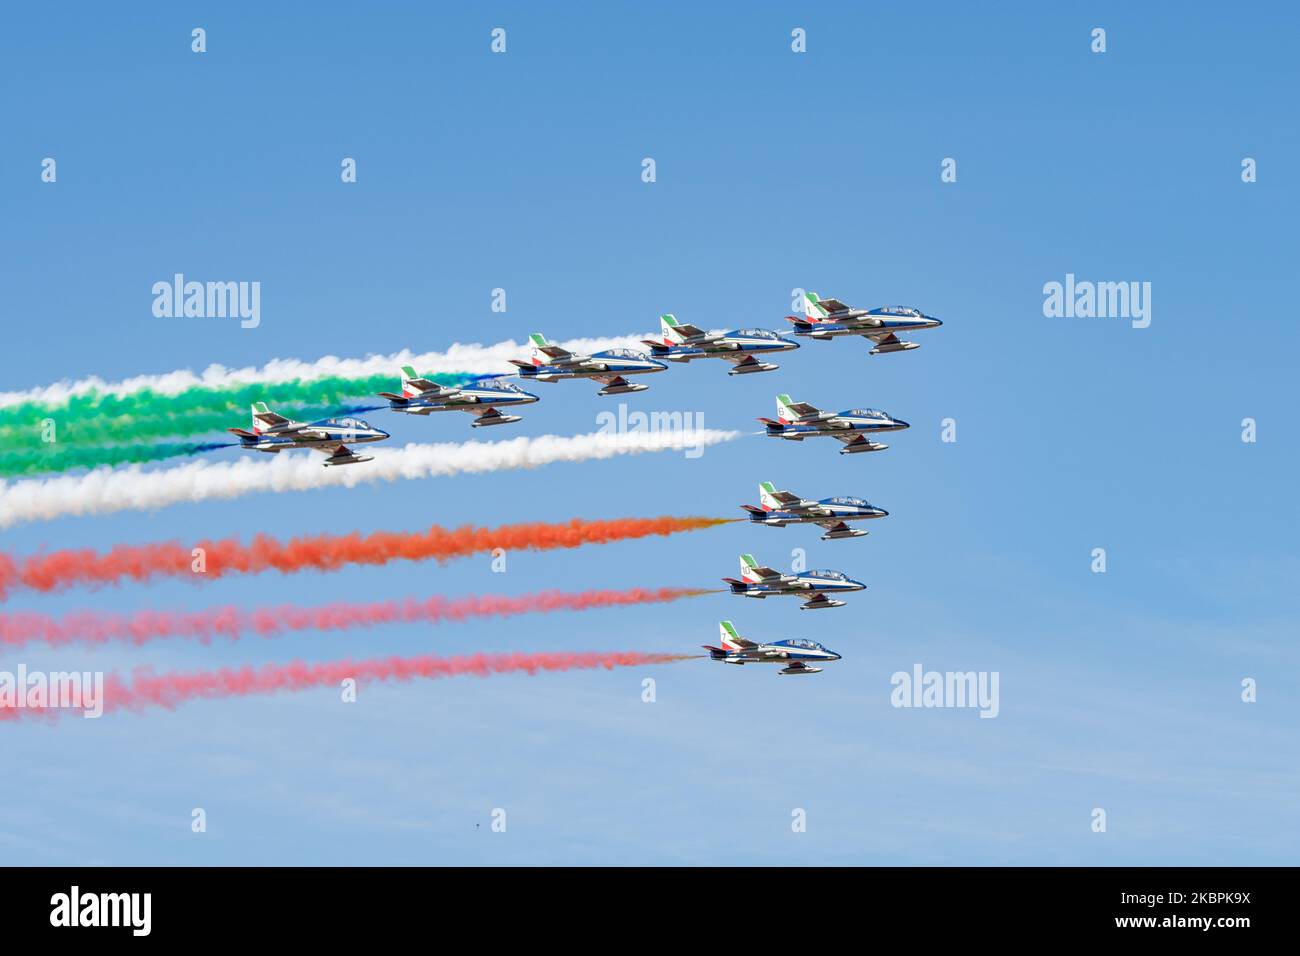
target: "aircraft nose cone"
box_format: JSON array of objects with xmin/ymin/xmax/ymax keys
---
[
  {"xmin": 928, "ymin": 317, "xmax": 943, "ymax": 328},
  {"xmin": 878, "ymin": 508, "xmax": 890, "ymax": 517},
  {"xmin": 895, "ymin": 419, "xmax": 910, "ymax": 429}
]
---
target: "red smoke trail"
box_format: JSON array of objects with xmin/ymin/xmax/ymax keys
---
[
  {"xmin": 0, "ymin": 516, "xmax": 730, "ymax": 599},
  {"xmin": 0, "ymin": 649, "xmax": 695, "ymax": 722},
  {"xmin": 0, "ymin": 586, "xmax": 711, "ymax": 647}
]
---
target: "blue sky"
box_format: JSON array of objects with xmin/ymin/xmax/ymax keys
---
[{"xmin": 1, "ymin": 2, "xmax": 1296, "ymax": 864}]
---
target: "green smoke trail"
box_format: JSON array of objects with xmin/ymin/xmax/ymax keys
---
[
  {"xmin": 0, "ymin": 441, "xmax": 234, "ymax": 478},
  {"xmin": 0, "ymin": 372, "xmax": 469, "ymax": 445},
  {"xmin": 1, "ymin": 403, "xmax": 378, "ymax": 447}
]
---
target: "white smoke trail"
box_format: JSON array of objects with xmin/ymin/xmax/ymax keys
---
[
  {"xmin": 0, "ymin": 335, "xmax": 655, "ymax": 409},
  {"xmin": 0, "ymin": 429, "xmax": 740, "ymax": 529}
]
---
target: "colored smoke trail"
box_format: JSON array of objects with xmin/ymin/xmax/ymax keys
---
[
  {"xmin": 0, "ymin": 400, "xmax": 403, "ymax": 447},
  {"xmin": 0, "ymin": 335, "xmax": 650, "ymax": 416},
  {"xmin": 0, "ymin": 516, "xmax": 732, "ymax": 598},
  {"xmin": 0, "ymin": 429, "xmax": 741, "ymax": 530},
  {"xmin": 0, "ymin": 441, "xmax": 233, "ymax": 478},
  {"xmin": 0, "ymin": 650, "xmax": 694, "ymax": 721},
  {"xmin": 0, "ymin": 586, "xmax": 710, "ymax": 647}
]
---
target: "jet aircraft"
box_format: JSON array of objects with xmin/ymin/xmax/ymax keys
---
[
  {"xmin": 741, "ymin": 481, "xmax": 888, "ymax": 540},
  {"xmin": 701, "ymin": 620, "xmax": 841, "ymax": 676},
  {"xmin": 759, "ymin": 394, "xmax": 909, "ymax": 454},
  {"xmin": 640, "ymin": 314, "xmax": 798, "ymax": 375},
  {"xmin": 377, "ymin": 366, "xmax": 539, "ymax": 427},
  {"xmin": 228, "ymin": 402, "xmax": 389, "ymax": 466},
  {"xmin": 722, "ymin": 553, "xmax": 866, "ymax": 610},
  {"xmin": 508, "ymin": 333, "xmax": 667, "ymax": 395},
  {"xmin": 787, "ymin": 291, "xmax": 942, "ymax": 353}
]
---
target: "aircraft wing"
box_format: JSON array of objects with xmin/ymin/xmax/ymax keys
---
[
  {"xmin": 817, "ymin": 297, "xmax": 853, "ymax": 315},
  {"xmin": 749, "ymin": 563, "xmax": 784, "ymax": 580},
  {"xmin": 469, "ymin": 407, "xmax": 511, "ymax": 423},
  {"xmin": 834, "ymin": 432, "xmax": 871, "ymax": 445},
  {"xmin": 724, "ymin": 354, "xmax": 762, "ymax": 368},
  {"xmin": 674, "ymin": 321, "xmax": 711, "ymax": 340},
  {"xmin": 785, "ymin": 399, "xmax": 824, "ymax": 420},
  {"xmin": 817, "ymin": 520, "xmax": 853, "ymax": 532},
  {"xmin": 406, "ymin": 376, "xmax": 450, "ymax": 395},
  {"xmin": 768, "ymin": 489, "xmax": 808, "ymax": 509},
  {"xmin": 864, "ymin": 330, "xmax": 901, "ymax": 345},
  {"xmin": 318, "ymin": 444, "xmax": 373, "ymax": 467},
  {"xmin": 538, "ymin": 343, "xmax": 577, "ymax": 363},
  {"xmin": 592, "ymin": 373, "xmax": 628, "ymax": 386},
  {"xmin": 253, "ymin": 407, "xmax": 295, "ymax": 429}
]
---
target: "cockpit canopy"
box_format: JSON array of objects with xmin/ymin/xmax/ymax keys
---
[
  {"xmin": 828, "ymin": 496, "xmax": 870, "ymax": 507},
  {"xmin": 478, "ymin": 377, "xmax": 524, "ymax": 392},
  {"xmin": 597, "ymin": 348, "xmax": 651, "ymax": 361},
  {"xmin": 846, "ymin": 408, "xmax": 890, "ymax": 420},
  {"xmin": 873, "ymin": 306, "xmax": 922, "ymax": 317},
  {"xmin": 326, "ymin": 417, "xmax": 368, "ymax": 428},
  {"xmin": 733, "ymin": 328, "xmax": 779, "ymax": 339},
  {"xmin": 810, "ymin": 569, "xmax": 847, "ymax": 581},
  {"xmin": 781, "ymin": 638, "xmax": 827, "ymax": 651}
]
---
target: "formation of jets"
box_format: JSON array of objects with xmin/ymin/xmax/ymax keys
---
[
  {"xmin": 691, "ymin": 288, "xmax": 936, "ymax": 677},
  {"xmin": 223, "ymin": 289, "xmax": 938, "ymax": 467},
  {"xmin": 213, "ymin": 289, "xmax": 938, "ymax": 677}
]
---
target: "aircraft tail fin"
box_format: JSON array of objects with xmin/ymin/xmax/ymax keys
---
[
  {"xmin": 740, "ymin": 553, "xmax": 762, "ymax": 582},
  {"xmin": 758, "ymin": 481, "xmax": 781, "ymax": 511},
  {"xmin": 718, "ymin": 620, "xmax": 745, "ymax": 650},
  {"xmin": 525, "ymin": 331, "xmax": 575, "ymax": 367},
  {"xmin": 660, "ymin": 313, "xmax": 686, "ymax": 344},
  {"xmin": 805, "ymin": 291, "xmax": 830, "ymax": 322},
  {"xmin": 251, "ymin": 402, "xmax": 269, "ymax": 435},
  {"xmin": 528, "ymin": 332, "xmax": 550, "ymax": 366},
  {"xmin": 400, "ymin": 365, "xmax": 419, "ymax": 397},
  {"xmin": 776, "ymin": 394, "xmax": 798, "ymax": 423}
]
